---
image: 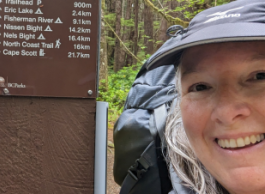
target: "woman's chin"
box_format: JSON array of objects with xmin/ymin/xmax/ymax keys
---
[{"xmin": 218, "ymin": 167, "xmax": 265, "ymax": 194}]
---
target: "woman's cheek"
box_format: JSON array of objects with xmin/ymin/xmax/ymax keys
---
[{"xmin": 180, "ymin": 97, "xmax": 210, "ymax": 140}]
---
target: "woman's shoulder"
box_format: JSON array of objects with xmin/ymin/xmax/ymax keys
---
[{"xmin": 169, "ymin": 164, "xmax": 197, "ymax": 194}]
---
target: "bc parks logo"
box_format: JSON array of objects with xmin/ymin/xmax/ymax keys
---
[
  {"xmin": 204, "ymin": 6, "xmax": 244, "ymax": 24},
  {"xmin": 0, "ymin": 77, "xmax": 26, "ymax": 88}
]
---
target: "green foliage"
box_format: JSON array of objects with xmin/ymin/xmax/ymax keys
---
[
  {"xmin": 153, "ymin": 20, "xmax": 161, "ymax": 31},
  {"xmin": 174, "ymin": 0, "xmax": 207, "ymax": 19},
  {"xmin": 106, "ymin": 36, "xmax": 115, "ymax": 46},
  {"xmin": 104, "ymin": 13, "xmax": 116, "ymax": 24},
  {"xmin": 97, "ymin": 64, "xmax": 142, "ymax": 122},
  {"xmin": 121, "ymin": 18, "xmax": 135, "ymax": 28},
  {"xmin": 215, "ymin": 0, "xmax": 232, "ymax": 6}
]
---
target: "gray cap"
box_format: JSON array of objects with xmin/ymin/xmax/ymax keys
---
[{"xmin": 145, "ymin": 0, "xmax": 265, "ymax": 71}]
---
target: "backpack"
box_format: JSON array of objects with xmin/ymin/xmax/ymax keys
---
[
  {"xmin": 113, "ymin": 26, "xmax": 196, "ymax": 194},
  {"xmin": 114, "ymin": 64, "xmax": 176, "ymax": 194}
]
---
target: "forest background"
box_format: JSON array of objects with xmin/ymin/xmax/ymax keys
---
[{"xmin": 97, "ymin": 0, "xmax": 235, "ymax": 126}]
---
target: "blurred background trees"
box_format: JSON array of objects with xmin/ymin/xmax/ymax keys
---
[{"xmin": 98, "ymin": 0, "xmax": 234, "ymax": 123}]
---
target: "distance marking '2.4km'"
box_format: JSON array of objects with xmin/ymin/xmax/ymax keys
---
[{"xmin": 72, "ymin": 10, "xmax": 91, "ymax": 17}]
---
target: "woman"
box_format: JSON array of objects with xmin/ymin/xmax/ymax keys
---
[
  {"xmin": 162, "ymin": 0, "xmax": 265, "ymax": 193},
  {"xmin": 166, "ymin": 41, "xmax": 265, "ymax": 194}
]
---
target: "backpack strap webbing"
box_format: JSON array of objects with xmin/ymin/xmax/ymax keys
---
[
  {"xmin": 119, "ymin": 141, "xmax": 154, "ymax": 194},
  {"xmin": 154, "ymin": 104, "xmax": 167, "ymax": 144},
  {"xmin": 154, "ymin": 104, "xmax": 173, "ymax": 194},
  {"xmin": 119, "ymin": 103, "xmax": 172, "ymax": 194}
]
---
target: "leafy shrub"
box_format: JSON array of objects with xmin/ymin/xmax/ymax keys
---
[{"xmin": 97, "ymin": 64, "xmax": 141, "ymax": 122}]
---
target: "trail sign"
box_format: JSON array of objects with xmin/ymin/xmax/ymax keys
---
[
  {"xmin": 0, "ymin": 0, "xmax": 100, "ymax": 98},
  {"xmin": 0, "ymin": 1, "xmax": 106, "ymax": 194}
]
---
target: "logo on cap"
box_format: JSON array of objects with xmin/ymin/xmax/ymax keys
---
[{"xmin": 204, "ymin": 6, "xmax": 244, "ymax": 24}]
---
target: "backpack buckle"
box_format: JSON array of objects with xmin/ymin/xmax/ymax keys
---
[{"xmin": 128, "ymin": 159, "xmax": 149, "ymax": 181}]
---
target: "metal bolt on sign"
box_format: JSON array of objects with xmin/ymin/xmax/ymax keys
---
[
  {"xmin": 3, "ymin": 88, "xmax": 9, "ymax": 94},
  {"xmin": 88, "ymin": 90, "xmax": 93, "ymax": 95}
]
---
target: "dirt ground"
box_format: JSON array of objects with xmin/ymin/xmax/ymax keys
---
[{"xmin": 107, "ymin": 128, "xmax": 121, "ymax": 194}]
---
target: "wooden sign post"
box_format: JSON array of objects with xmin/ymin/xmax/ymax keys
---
[{"xmin": 0, "ymin": 0, "xmax": 104, "ymax": 193}]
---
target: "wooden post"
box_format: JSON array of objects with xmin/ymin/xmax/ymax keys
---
[{"xmin": 0, "ymin": 97, "xmax": 96, "ymax": 194}]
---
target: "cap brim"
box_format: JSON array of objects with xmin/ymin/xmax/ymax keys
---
[{"xmin": 146, "ymin": 23, "xmax": 265, "ymax": 70}]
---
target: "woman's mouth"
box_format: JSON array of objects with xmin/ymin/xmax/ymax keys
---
[{"xmin": 216, "ymin": 134, "xmax": 265, "ymax": 149}]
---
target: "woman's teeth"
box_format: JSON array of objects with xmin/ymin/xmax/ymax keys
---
[{"xmin": 217, "ymin": 134, "xmax": 264, "ymax": 149}]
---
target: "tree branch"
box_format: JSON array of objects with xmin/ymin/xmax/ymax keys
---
[
  {"xmin": 157, "ymin": 0, "xmax": 163, "ymax": 8},
  {"xmin": 103, "ymin": 18, "xmax": 142, "ymax": 63},
  {"xmin": 143, "ymin": 0, "xmax": 189, "ymax": 27}
]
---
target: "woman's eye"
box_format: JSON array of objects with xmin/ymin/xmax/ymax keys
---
[
  {"xmin": 188, "ymin": 83, "xmax": 210, "ymax": 92},
  {"xmin": 254, "ymin": 72, "xmax": 265, "ymax": 80}
]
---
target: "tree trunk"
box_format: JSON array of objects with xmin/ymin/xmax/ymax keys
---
[
  {"xmin": 119, "ymin": 0, "xmax": 133, "ymax": 68},
  {"xmin": 99, "ymin": 2, "xmax": 108, "ymax": 87},
  {"xmin": 156, "ymin": 0, "xmax": 178, "ymax": 50},
  {"xmin": 144, "ymin": 2, "xmax": 154, "ymax": 55},
  {"xmin": 156, "ymin": 18, "xmax": 168, "ymax": 50},
  {"xmin": 142, "ymin": 0, "xmax": 189, "ymax": 27},
  {"xmin": 113, "ymin": 0, "xmax": 123, "ymax": 72},
  {"xmin": 125, "ymin": 30, "xmax": 134, "ymax": 66},
  {"xmin": 132, "ymin": 0, "xmax": 139, "ymax": 64},
  {"xmin": 106, "ymin": 0, "xmax": 116, "ymax": 68}
]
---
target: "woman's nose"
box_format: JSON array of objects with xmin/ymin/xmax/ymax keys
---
[{"xmin": 210, "ymin": 89, "xmax": 251, "ymax": 126}]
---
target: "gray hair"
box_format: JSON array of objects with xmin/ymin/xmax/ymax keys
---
[{"xmin": 165, "ymin": 65, "xmax": 229, "ymax": 194}]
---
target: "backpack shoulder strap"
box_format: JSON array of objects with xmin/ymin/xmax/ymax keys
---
[
  {"xmin": 154, "ymin": 103, "xmax": 173, "ymax": 194},
  {"xmin": 154, "ymin": 104, "xmax": 167, "ymax": 142},
  {"xmin": 154, "ymin": 97, "xmax": 178, "ymax": 145},
  {"xmin": 149, "ymin": 103, "xmax": 168, "ymax": 142},
  {"xmin": 119, "ymin": 141, "xmax": 155, "ymax": 194},
  {"xmin": 155, "ymin": 99, "xmax": 196, "ymax": 194}
]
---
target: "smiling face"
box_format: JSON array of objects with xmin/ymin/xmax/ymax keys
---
[{"xmin": 180, "ymin": 42, "xmax": 265, "ymax": 194}]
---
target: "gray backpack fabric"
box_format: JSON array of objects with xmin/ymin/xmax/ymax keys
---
[{"xmin": 113, "ymin": 64, "xmax": 195, "ymax": 194}]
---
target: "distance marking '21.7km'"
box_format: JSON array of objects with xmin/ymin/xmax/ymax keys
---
[{"xmin": 68, "ymin": 52, "xmax": 90, "ymax": 59}]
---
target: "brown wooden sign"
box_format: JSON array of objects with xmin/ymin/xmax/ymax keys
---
[{"xmin": 0, "ymin": 0, "xmax": 100, "ymax": 98}]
